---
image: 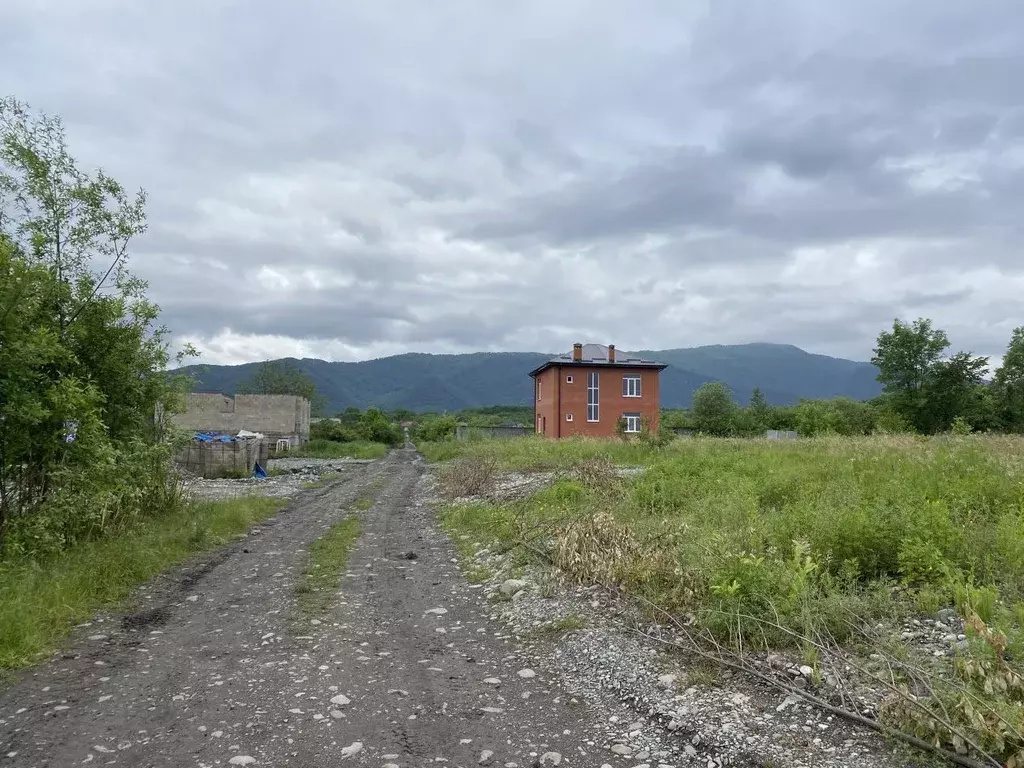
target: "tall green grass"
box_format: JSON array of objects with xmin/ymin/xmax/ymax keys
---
[
  {"xmin": 0, "ymin": 496, "xmax": 287, "ymax": 669},
  {"xmin": 439, "ymin": 434, "xmax": 1024, "ymax": 642},
  {"xmin": 438, "ymin": 434, "xmax": 1024, "ymax": 762},
  {"xmin": 287, "ymin": 439, "xmax": 388, "ymax": 460}
]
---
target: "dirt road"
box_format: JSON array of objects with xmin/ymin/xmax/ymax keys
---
[{"xmin": 0, "ymin": 449, "xmax": 603, "ymax": 768}]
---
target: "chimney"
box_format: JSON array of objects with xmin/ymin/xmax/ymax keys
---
[
  {"xmin": 608, "ymin": 344, "xmax": 616, "ymax": 363},
  {"xmin": 572, "ymin": 343, "xmax": 583, "ymax": 361}
]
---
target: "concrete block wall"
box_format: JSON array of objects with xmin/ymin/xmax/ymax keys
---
[
  {"xmin": 169, "ymin": 393, "xmax": 310, "ymax": 444},
  {"xmin": 455, "ymin": 424, "xmax": 533, "ymax": 441},
  {"xmin": 175, "ymin": 439, "xmax": 264, "ymax": 478}
]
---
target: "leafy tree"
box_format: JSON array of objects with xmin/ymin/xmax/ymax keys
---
[
  {"xmin": 0, "ymin": 97, "xmax": 191, "ymax": 553},
  {"xmin": 872, "ymin": 318, "xmax": 948, "ymax": 419},
  {"xmin": 238, "ymin": 359, "xmax": 325, "ymax": 415},
  {"xmin": 873, "ymin": 407, "xmax": 914, "ymax": 434},
  {"xmin": 993, "ymin": 327, "xmax": 1024, "ymax": 432},
  {"xmin": 747, "ymin": 387, "xmax": 771, "ymax": 434},
  {"xmin": 871, "ymin": 318, "xmax": 987, "ymax": 433},
  {"xmin": 415, "ymin": 415, "xmax": 458, "ymax": 442},
  {"xmin": 689, "ymin": 382, "xmax": 737, "ymax": 436},
  {"xmin": 659, "ymin": 408, "xmax": 688, "ymax": 430},
  {"xmin": 793, "ymin": 399, "xmax": 842, "ymax": 436},
  {"xmin": 355, "ymin": 408, "xmax": 402, "ymax": 445},
  {"xmin": 337, "ymin": 407, "xmax": 363, "ymax": 426},
  {"xmin": 920, "ymin": 351, "xmax": 988, "ymax": 433},
  {"xmin": 828, "ymin": 397, "xmax": 878, "ymax": 435},
  {"xmin": 765, "ymin": 404, "xmax": 798, "ymax": 431},
  {"xmin": 728, "ymin": 407, "xmax": 757, "ymax": 436}
]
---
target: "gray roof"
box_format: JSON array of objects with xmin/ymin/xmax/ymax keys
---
[{"xmin": 529, "ymin": 344, "xmax": 667, "ymax": 376}]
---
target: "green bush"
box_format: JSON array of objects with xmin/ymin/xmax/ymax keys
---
[
  {"xmin": 0, "ymin": 495, "xmax": 284, "ymax": 668},
  {"xmin": 310, "ymin": 409, "xmax": 403, "ymax": 446},
  {"xmin": 415, "ymin": 415, "xmax": 458, "ymax": 443},
  {"xmin": 441, "ymin": 433, "xmax": 1024, "ymax": 767}
]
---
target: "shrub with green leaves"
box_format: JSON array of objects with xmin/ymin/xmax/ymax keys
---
[{"xmin": 1, "ymin": 97, "xmax": 193, "ymax": 558}]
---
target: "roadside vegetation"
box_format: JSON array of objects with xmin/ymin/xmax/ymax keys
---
[
  {"xmin": 0, "ymin": 495, "xmax": 285, "ymax": 669},
  {"xmin": 430, "ymin": 434, "xmax": 1024, "ymax": 766},
  {"xmin": 0, "ymin": 101, "xmax": 295, "ymax": 668},
  {"xmin": 299, "ymin": 407, "xmax": 403, "ymax": 461}
]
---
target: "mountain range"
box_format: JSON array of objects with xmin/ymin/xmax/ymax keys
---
[{"xmin": 179, "ymin": 343, "xmax": 883, "ymax": 414}]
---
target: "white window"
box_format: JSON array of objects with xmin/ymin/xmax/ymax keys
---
[
  {"xmin": 622, "ymin": 412, "xmax": 641, "ymax": 433},
  {"xmin": 565, "ymin": 413, "xmax": 573, "ymax": 422},
  {"xmin": 587, "ymin": 372, "xmax": 599, "ymax": 421},
  {"xmin": 622, "ymin": 375, "xmax": 641, "ymax": 397},
  {"xmin": 536, "ymin": 380, "xmax": 541, "ymax": 401},
  {"xmin": 566, "ymin": 375, "xmax": 574, "ymax": 384}
]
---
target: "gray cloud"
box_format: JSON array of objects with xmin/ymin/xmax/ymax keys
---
[{"xmin": 2, "ymin": 0, "xmax": 1024, "ymax": 367}]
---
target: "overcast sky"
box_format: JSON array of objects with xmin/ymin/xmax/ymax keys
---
[{"xmin": 3, "ymin": 1, "xmax": 1022, "ymax": 366}]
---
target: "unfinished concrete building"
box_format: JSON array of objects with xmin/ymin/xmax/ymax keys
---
[{"xmin": 169, "ymin": 393, "xmax": 310, "ymax": 449}]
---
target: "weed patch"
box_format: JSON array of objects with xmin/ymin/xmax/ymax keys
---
[
  {"xmin": 0, "ymin": 496, "xmax": 286, "ymax": 669},
  {"xmin": 438, "ymin": 434, "xmax": 1024, "ymax": 766},
  {"xmin": 296, "ymin": 516, "xmax": 363, "ymax": 617},
  {"xmin": 435, "ymin": 455, "xmax": 498, "ymax": 499}
]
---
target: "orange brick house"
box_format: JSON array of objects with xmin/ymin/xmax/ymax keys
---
[{"xmin": 529, "ymin": 343, "xmax": 667, "ymax": 438}]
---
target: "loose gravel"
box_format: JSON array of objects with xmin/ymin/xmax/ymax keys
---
[{"xmin": 0, "ymin": 451, "xmax": 617, "ymax": 767}]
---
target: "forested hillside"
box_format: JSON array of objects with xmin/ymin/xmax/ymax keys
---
[{"xmin": 181, "ymin": 343, "xmax": 882, "ymax": 413}]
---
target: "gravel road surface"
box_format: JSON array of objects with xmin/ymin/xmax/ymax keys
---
[{"xmin": 0, "ymin": 449, "xmax": 605, "ymax": 768}]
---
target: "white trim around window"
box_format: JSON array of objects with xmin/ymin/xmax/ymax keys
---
[
  {"xmin": 587, "ymin": 371, "xmax": 599, "ymax": 422},
  {"xmin": 565, "ymin": 413, "xmax": 573, "ymax": 422},
  {"xmin": 622, "ymin": 412, "xmax": 641, "ymax": 433},
  {"xmin": 622, "ymin": 375, "xmax": 641, "ymax": 397},
  {"xmin": 566, "ymin": 375, "xmax": 573, "ymax": 384}
]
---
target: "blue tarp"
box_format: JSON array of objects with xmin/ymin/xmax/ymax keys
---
[
  {"xmin": 193, "ymin": 432, "xmax": 236, "ymax": 443},
  {"xmin": 253, "ymin": 462, "xmax": 267, "ymax": 478}
]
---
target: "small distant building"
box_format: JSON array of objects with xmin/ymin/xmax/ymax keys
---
[
  {"xmin": 529, "ymin": 343, "xmax": 667, "ymax": 439},
  {"xmin": 168, "ymin": 393, "xmax": 310, "ymax": 448}
]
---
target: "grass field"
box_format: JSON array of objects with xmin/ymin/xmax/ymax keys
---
[
  {"xmin": 287, "ymin": 439, "xmax": 389, "ymax": 460},
  {"xmin": 426, "ymin": 434, "xmax": 1024, "ymax": 763},
  {"xmin": 0, "ymin": 495, "xmax": 287, "ymax": 670}
]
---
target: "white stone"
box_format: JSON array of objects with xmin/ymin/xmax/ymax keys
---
[
  {"xmin": 228, "ymin": 757, "xmax": 256, "ymax": 766},
  {"xmin": 483, "ymin": 678, "xmax": 501, "ymax": 686},
  {"xmin": 340, "ymin": 742, "xmax": 363, "ymax": 759},
  {"xmin": 479, "ymin": 750, "xmax": 494, "ymax": 764},
  {"xmin": 425, "ymin": 607, "xmax": 448, "ymax": 615},
  {"xmin": 499, "ymin": 579, "xmax": 527, "ymax": 596},
  {"xmin": 516, "ymin": 669, "xmax": 536, "ymax": 679},
  {"xmin": 539, "ymin": 753, "xmax": 561, "ymax": 766},
  {"xmin": 330, "ymin": 694, "xmax": 351, "ymax": 706}
]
